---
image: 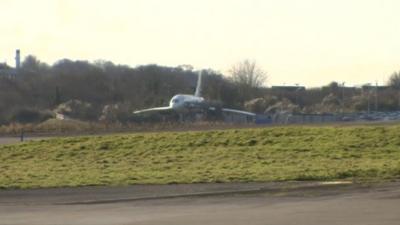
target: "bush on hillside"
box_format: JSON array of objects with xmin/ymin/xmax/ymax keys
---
[
  {"xmin": 9, "ymin": 108, "xmax": 53, "ymax": 124},
  {"xmin": 54, "ymin": 100, "xmax": 99, "ymax": 121}
]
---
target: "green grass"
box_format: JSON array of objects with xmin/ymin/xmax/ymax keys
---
[{"xmin": 1, "ymin": 125, "xmax": 400, "ymax": 189}]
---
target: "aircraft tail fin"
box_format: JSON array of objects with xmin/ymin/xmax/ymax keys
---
[{"xmin": 194, "ymin": 71, "xmax": 202, "ymax": 97}]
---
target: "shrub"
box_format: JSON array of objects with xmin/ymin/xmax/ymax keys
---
[{"xmin": 9, "ymin": 108, "xmax": 53, "ymax": 124}]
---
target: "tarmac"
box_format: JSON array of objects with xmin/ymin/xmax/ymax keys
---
[{"xmin": 1, "ymin": 181, "xmax": 400, "ymax": 225}]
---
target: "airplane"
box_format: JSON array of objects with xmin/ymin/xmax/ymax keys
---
[{"xmin": 133, "ymin": 71, "xmax": 256, "ymax": 119}]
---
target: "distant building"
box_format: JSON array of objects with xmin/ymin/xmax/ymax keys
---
[
  {"xmin": 342, "ymin": 86, "xmax": 357, "ymax": 91},
  {"xmin": 271, "ymin": 85, "xmax": 306, "ymax": 92},
  {"xmin": 361, "ymin": 84, "xmax": 390, "ymax": 92},
  {"xmin": 223, "ymin": 111, "xmax": 255, "ymax": 123}
]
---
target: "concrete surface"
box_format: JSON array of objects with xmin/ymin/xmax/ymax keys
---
[{"xmin": 1, "ymin": 181, "xmax": 400, "ymax": 225}]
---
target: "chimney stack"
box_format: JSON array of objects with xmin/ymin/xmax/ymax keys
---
[{"xmin": 15, "ymin": 49, "xmax": 20, "ymax": 70}]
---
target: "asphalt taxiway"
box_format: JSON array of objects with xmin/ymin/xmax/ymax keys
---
[{"xmin": 1, "ymin": 181, "xmax": 400, "ymax": 225}]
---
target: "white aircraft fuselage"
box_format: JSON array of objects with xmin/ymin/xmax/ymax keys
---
[{"xmin": 169, "ymin": 94, "xmax": 204, "ymax": 111}]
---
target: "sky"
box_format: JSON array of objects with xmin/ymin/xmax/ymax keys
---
[{"xmin": 1, "ymin": 0, "xmax": 400, "ymax": 87}]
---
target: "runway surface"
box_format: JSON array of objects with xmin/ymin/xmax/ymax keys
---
[{"xmin": 1, "ymin": 181, "xmax": 400, "ymax": 225}]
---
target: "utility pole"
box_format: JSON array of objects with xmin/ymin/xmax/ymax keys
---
[
  {"xmin": 341, "ymin": 82, "xmax": 345, "ymax": 113},
  {"xmin": 398, "ymin": 91, "xmax": 400, "ymax": 110},
  {"xmin": 364, "ymin": 83, "xmax": 373, "ymax": 115},
  {"xmin": 367, "ymin": 91, "xmax": 371, "ymax": 115},
  {"xmin": 295, "ymin": 83, "xmax": 299, "ymax": 106},
  {"xmin": 375, "ymin": 81, "xmax": 378, "ymax": 112}
]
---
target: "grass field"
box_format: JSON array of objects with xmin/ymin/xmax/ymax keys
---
[{"xmin": 1, "ymin": 124, "xmax": 400, "ymax": 189}]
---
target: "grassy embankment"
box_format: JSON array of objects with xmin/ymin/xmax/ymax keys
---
[{"xmin": 1, "ymin": 125, "xmax": 400, "ymax": 189}]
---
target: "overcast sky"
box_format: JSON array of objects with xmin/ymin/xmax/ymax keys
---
[{"xmin": 1, "ymin": 0, "xmax": 399, "ymax": 87}]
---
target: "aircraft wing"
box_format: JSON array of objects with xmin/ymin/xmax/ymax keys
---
[
  {"xmin": 222, "ymin": 108, "xmax": 256, "ymax": 116},
  {"xmin": 133, "ymin": 106, "xmax": 173, "ymax": 114}
]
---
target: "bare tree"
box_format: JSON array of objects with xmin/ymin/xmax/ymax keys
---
[
  {"xmin": 229, "ymin": 59, "xmax": 267, "ymax": 88},
  {"xmin": 388, "ymin": 71, "xmax": 400, "ymax": 90},
  {"xmin": 21, "ymin": 55, "xmax": 49, "ymax": 74}
]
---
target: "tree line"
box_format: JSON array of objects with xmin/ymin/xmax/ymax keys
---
[
  {"xmin": 1, "ymin": 55, "xmax": 400, "ymax": 125},
  {"xmin": 0, "ymin": 56, "xmax": 267, "ymax": 124}
]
